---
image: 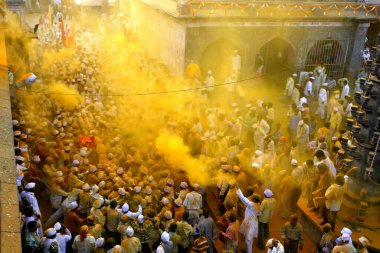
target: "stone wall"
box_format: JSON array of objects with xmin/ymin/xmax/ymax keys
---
[
  {"xmin": 131, "ymin": 0, "xmax": 186, "ymax": 76},
  {"xmin": 0, "ymin": 30, "xmax": 22, "ymax": 253}
]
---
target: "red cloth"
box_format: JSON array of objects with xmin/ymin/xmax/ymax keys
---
[
  {"xmin": 66, "ymin": 210, "xmax": 83, "ymax": 234},
  {"xmin": 78, "ymin": 136, "xmax": 95, "ymax": 148}
]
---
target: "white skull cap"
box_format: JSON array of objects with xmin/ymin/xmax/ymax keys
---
[
  {"xmin": 122, "ymin": 203, "xmax": 129, "ymax": 212},
  {"xmin": 126, "ymin": 226, "xmax": 134, "ymax": 237},
  {"xmin": 137, "ymin": 214, "xmax": 144, "ymax": 223}
]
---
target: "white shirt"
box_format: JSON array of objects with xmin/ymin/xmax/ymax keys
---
[
  {"xmin": 56, "ymin": 229, "xmax": 72, "ymax": 253},
  {"xmin": 21, "ymin": 191, "xmax": 41, "ymax": 216},
  {"xmin": 299, "ymin": 97, "xmax": 308, "ymax": 109},
  {"xmin": 341, "ymin": 84, "xmax": 350, "ymax": 99},
  {"xmin": 41, "ymin": 238, "xmax": 61, "ymax": 253},
  {"xmin": 318, "ymin": 88, "xmax": 327, "ymax": 105},
  {"xmin": 267, "ymin": 243, "xmax": 285, "ymax": 253},
  {"xmin": 304, "ymin": 81, "xmax": 313, "ymax": 97},
  {"xmin": 346, "ymin": 103, "xmax": 352, "ymax": 117},
  {"xmin": 284, "ymin": 77, "xmax": 294, "ymax": 97},
  {"xmin": 322, "ymin": 158, "xmax": 336, "ymax": 177},
  {"xmin": 325, "ymin": 184, "xmax": 344, "ymax": 211}
]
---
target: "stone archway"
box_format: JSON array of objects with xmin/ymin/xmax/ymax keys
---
[
  {"xmin": 199, "ymin": 37, "xmax": 241, "ymax": 83},
  {"xmin": 257, "ymin": 37, "xmax": 296, "ymax": 83},
  {"xmin": 305, "ymin": 39, "xmax": 347, "ymax": 79}
]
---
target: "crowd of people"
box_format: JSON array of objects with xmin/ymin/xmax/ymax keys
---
[{"xmin": 8, "ymin": 5, "xmax": 374, "ymax": 253}]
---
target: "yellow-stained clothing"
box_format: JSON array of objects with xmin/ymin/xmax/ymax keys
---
[{"xmin": 121, "ymin": 236, "xmax": 142, "ymax": 253}]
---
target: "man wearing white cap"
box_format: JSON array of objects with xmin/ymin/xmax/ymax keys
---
[
  {"xmin": 284, "ymin": 74, "xmax": 297, "ymax": 97},
  {"xmin": 40, "ymin": 228, "xmax": 60, "ymax": 253},
  {"xmin": 304, "ymin": 77, "xmax": 314, "ymax": 97},
  {"xmin": 54, "ymin": 222, "xmax": 72, "ymax": 253},
  {"xmin": 332, "ymin": 233, "xmax": 356, "ymax": 253},
  {"xmin": 121, "ymin": 226, "xmax": 142, "ymax": 253},
  {"xmin": 183, "ymin": 184, "xmax": 203, "ymax": 226},
  {"xmin": 341, "ymin": 79, "xmax": 350, "ymax": 100},
  {"xmin": 340, "ymin": 227, "xmax": 353, "ymax": 245},
  {"xmin": 161, "ymin": 231, "xmax": 174, "ymax": 253},
  {"xmin": 131, "ymin": 214, "xmax": 154, "ymax": 253},
  {"xmin": 316, "ymin": 83, "xmax": 328, "ymax": 120},
  {"xmin": 236, "ymin": 188, "xmax": 261, "ymax": 253},
  {"xmin": 266, "ymin": 238, "xmax": 284, "ymax": 253},
  {"xmin": 21, "ymin": 183, "xmax": 42, "ymax": 217},
  {"xmin": 258, "ymin": 189, "xmax": 276, "ymax": 249}
]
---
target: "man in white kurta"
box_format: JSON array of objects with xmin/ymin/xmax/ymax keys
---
[
  {"xmin": 236, "ymin": 188, "xmax": 260, "ymax": 253},
  {"xmin": 284, "ymin": 74, "xmax": 296, "ymax": 97},
  {"xmin": 21, "ymin": 183, "xmax": 41, "ymax": 217},
  {"xmin": 254, "ymin": 118, "xmax": 270, "ymax": 151},
  {"xmin": 316, "ymin": 83, "xmax": 328, "ymax": 120},
  {"xmin": 341, "ymin": 81, "xmax": 350, "ymax": 100},
  {"xmin": 304, "ymin": 77, "xmax": 314, "ymax": 97}
]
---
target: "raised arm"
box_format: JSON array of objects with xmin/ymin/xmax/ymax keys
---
[
  {"xmin": 127, "ymin": 205, "xmax": 142, "ymax": 218},
  {"xmin": 236, "ymin": 189, "xmax": 252, "ymax": 207}
]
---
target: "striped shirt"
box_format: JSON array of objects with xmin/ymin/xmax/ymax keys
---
[{"xmin": 191, "ymin": 236, "xmax": 209, "ymax": 253}]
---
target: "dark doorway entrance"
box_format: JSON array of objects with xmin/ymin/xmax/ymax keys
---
[
  {"xmin": 200, "ymin": 38, "xmax": 240, "ymax": 83},
  {"xmin": 257, "ymin": 37, "xmax": 296, "ymax": 83}
]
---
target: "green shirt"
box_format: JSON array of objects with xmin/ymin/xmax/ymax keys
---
[
  {"xmin": 131, "ymin": 220, "xmax": 153, "ymax": 244},
  {"xmin": 259, "ymin": 197, "xmax": 276, "ymax": 223}
]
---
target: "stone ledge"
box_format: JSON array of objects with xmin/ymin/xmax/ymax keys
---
[
  {"xmin": 0, "ymin": 71, "xmax": 21, "ymax": 253},
  {"xmin": 0, "ymin": 182, "xmax": 19, "ymax": 205}
]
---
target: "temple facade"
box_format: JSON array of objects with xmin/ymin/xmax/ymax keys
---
[{"xmin": 131, "ymin": 0, "xmax": 377, "ymax": 82}]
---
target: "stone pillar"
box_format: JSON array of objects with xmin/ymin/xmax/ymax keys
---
[{"xmin": 347, "ymin": 23, "xmax": 370, "ymax": 78}]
